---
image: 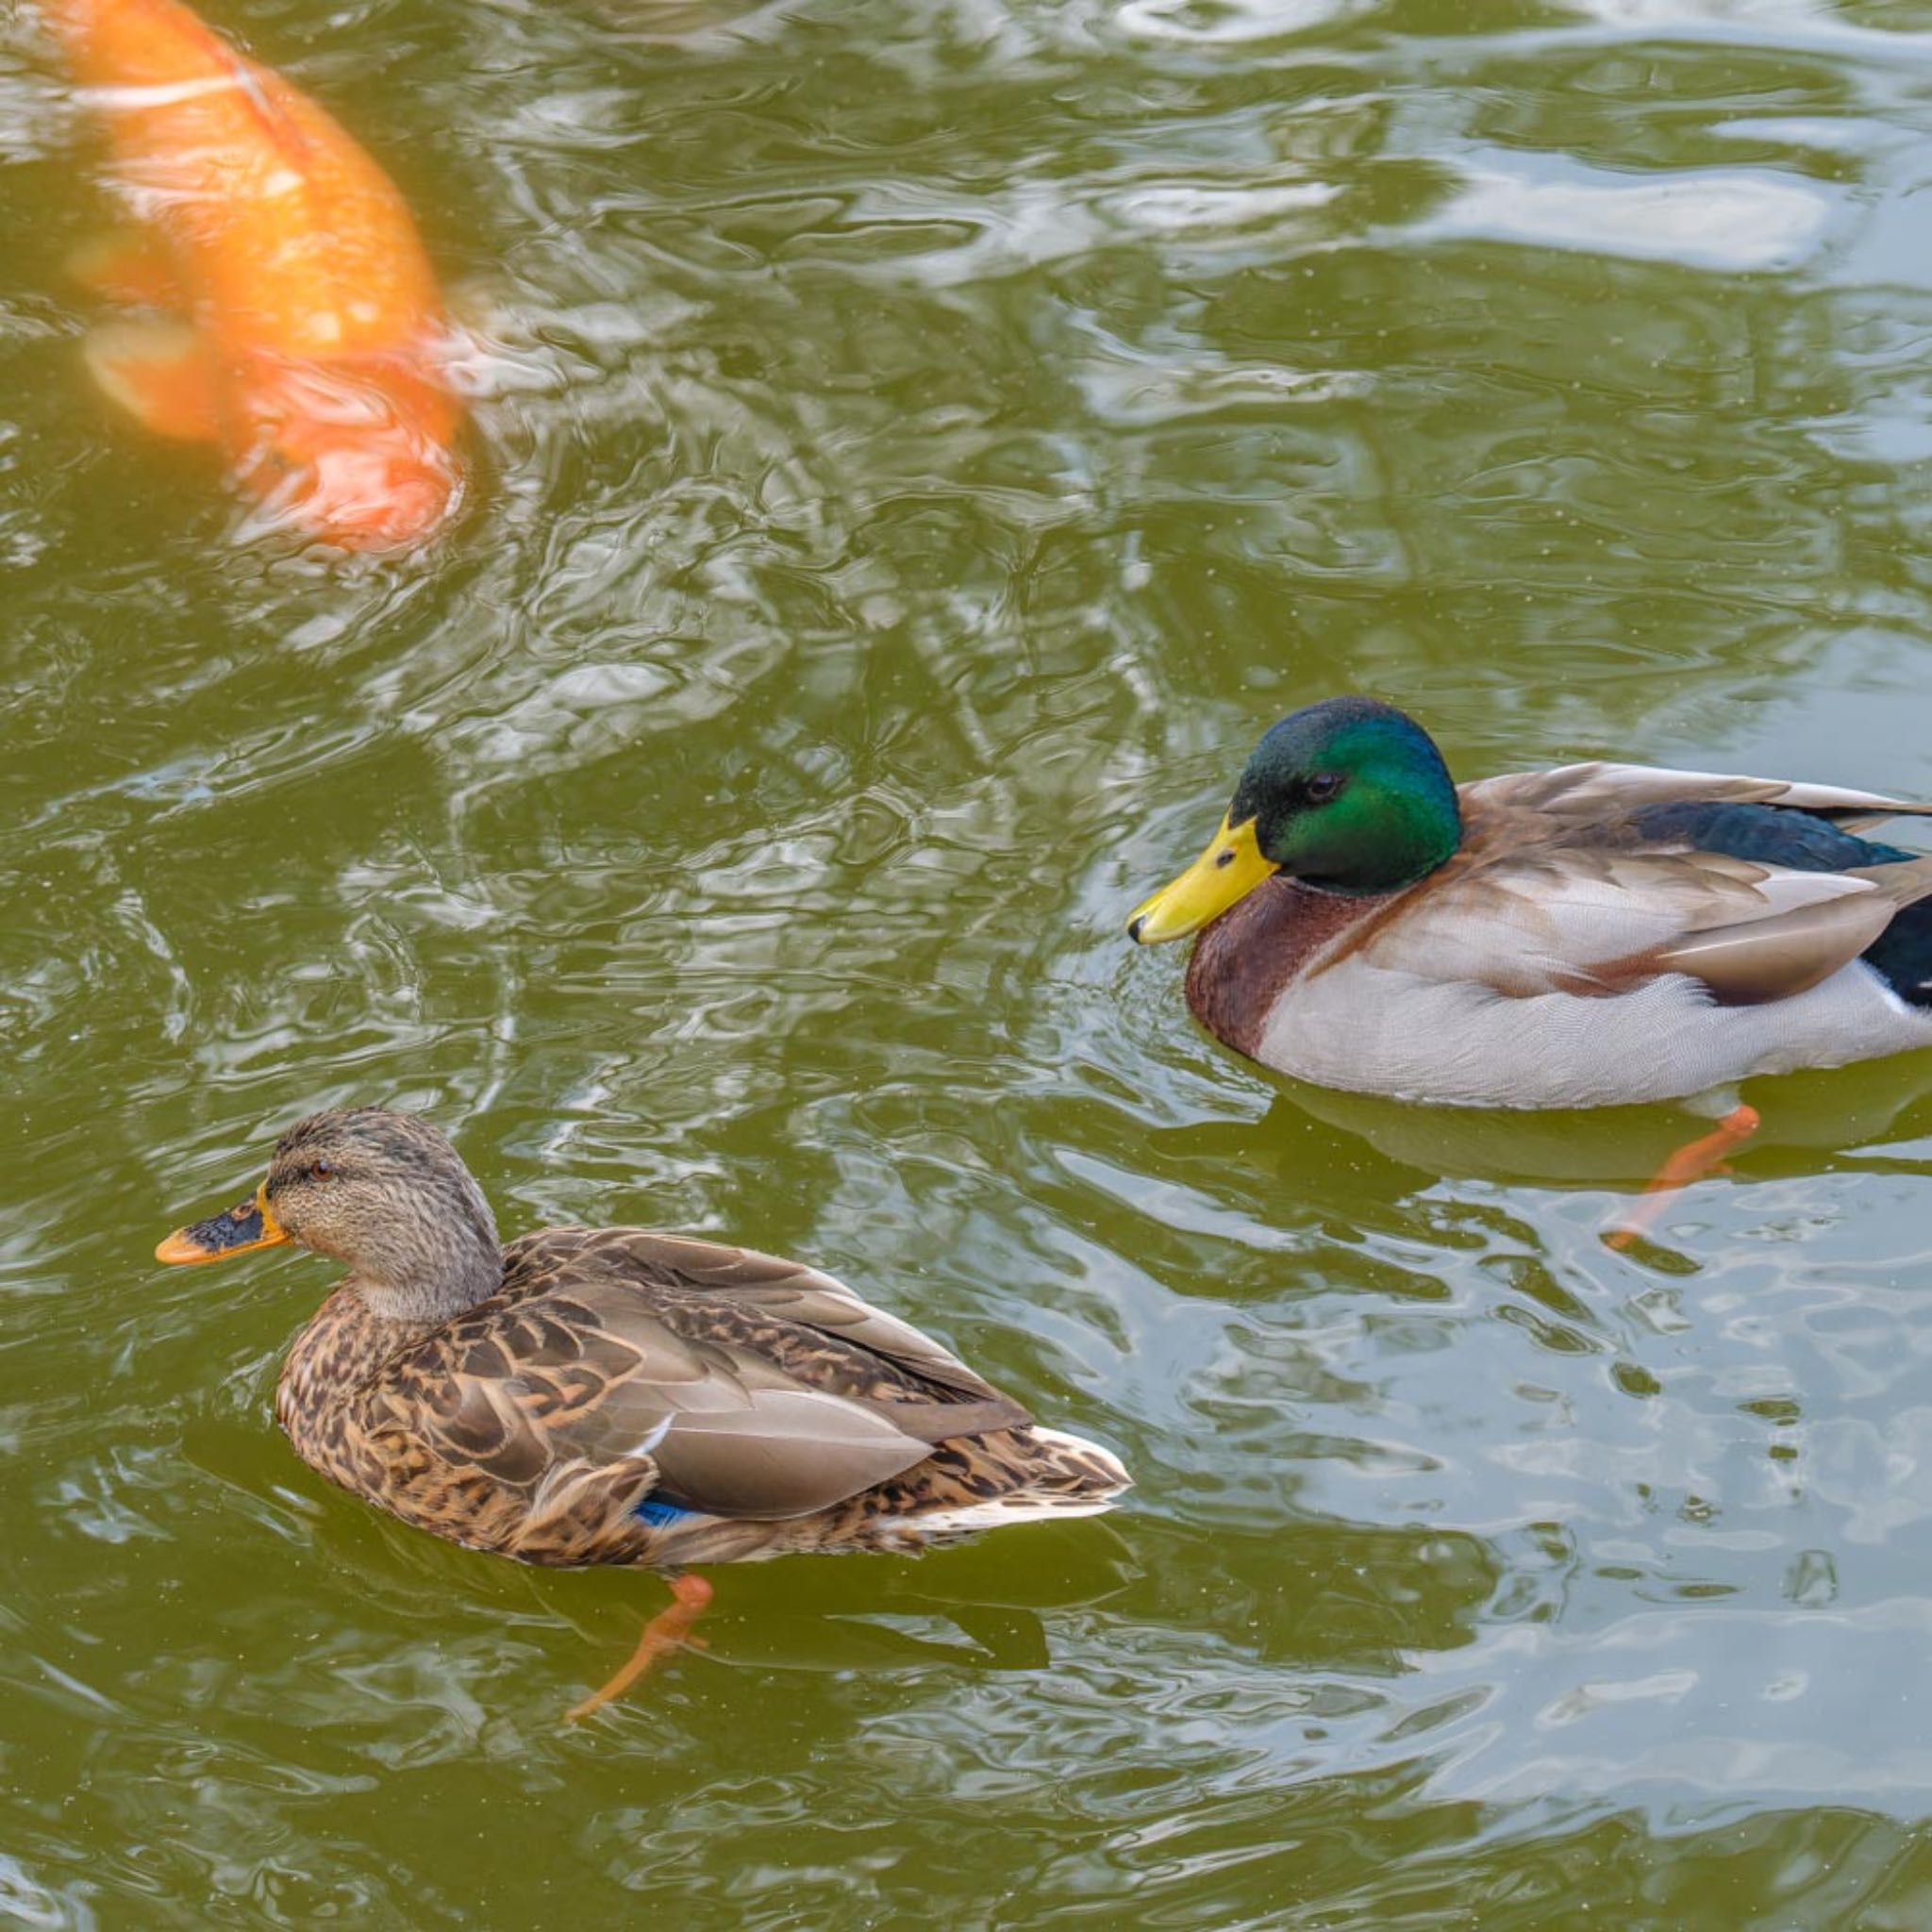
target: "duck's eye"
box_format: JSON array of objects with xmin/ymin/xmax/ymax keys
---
[
  {"xmin": 309, "ymin": 1159, "xmax": 333, "ymax": 1180},
  {"xmin": 1307, "ymin": 773, "xmax": 1344, "ymax": 803}
]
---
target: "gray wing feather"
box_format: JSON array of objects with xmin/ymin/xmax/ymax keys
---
[{"xmin": 1357, "ymin": 771, "xmax": 1932, "ymax": 1006}]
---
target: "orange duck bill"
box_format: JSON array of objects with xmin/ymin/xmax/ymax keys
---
[{"xmin": 156, "ymin": 1188, "xmax": 291, "ymax": 1264}]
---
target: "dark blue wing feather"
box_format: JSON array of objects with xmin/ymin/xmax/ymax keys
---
[{"xmin": 1630, "ymin": 801, "xmax": 1932, "ymax": 1007}]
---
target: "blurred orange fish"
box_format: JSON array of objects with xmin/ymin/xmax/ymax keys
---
[{"xmin": 38, "ymin": 0, "xmax": 463, "ymax": 549}]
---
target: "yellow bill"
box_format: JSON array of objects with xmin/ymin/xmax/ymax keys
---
[
  {"xmin": 1127, "ymin": 813, "xmax": 1279, "ymax": 943},
  {"xmin": 156, "ymin": 1185, "xmax": 290, "ymax": 1265}
]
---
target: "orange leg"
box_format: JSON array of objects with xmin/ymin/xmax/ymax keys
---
[
  {"xmin": 566, "ymin": 1574, "xmax": 714, "ymax": 1722},
  {"xmin": 1605, "ymin": 1105, "xmax": 1759, "ymax": 1252}
]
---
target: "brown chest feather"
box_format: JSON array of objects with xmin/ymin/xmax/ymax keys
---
[
  {"xmin": 1183, "ymin": 877, "xmax": 1387, "ymax": 1058},
  {"xmin": 275, "ymin": 1285, "xmax": 421, "ymax": 1492}
]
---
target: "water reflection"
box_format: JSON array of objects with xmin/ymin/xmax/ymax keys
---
[
  {"xmin": 1259, "ymin": 1053, "xmax": 1932, "ymax": 1188},
  {"xmin": 8, "ymin": 0, "xmax": 1932, "ymax": 1921}
]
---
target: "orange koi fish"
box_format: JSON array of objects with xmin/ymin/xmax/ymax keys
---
[{"xmin": 37, "ymin": 0, "xmax": 463, "ymax": 549}]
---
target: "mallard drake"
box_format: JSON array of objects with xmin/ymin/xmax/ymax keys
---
[
  {"xmin": 157, "ymin": 1108, "xmax": 1128, "ymax": 1711},
  {"xmin": 1128, "ymin": 696, "xmax": 1932, "ymax": 1112}
]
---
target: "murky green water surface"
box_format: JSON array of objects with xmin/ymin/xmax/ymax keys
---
[{"xmin": 7, "ymin": 0, "xmax": 1932, "ymax": 1922}]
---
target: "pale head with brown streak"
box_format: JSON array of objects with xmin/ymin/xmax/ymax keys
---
[{"xmin": 157, "ymin": 1108, "xmax": 502, "ymax": 1325}]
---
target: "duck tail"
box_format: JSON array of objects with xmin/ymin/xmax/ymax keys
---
[
  {"xmin": 1016, "ymin": 1424, "xmax": 1132, "ymax": 1500},
  {"xmin": 906, "ymin": 1424, "xmax": 1132, "ymax": 1537}
]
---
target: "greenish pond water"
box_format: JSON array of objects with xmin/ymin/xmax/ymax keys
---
[{"xmin": 7, "ymin": 0, "xmax": 1932, "ymax": 1923}]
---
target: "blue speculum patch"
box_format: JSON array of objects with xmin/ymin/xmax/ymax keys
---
[{"xmin": 635, "ymin": 1496, "xmax": 693, "ymax": 1526}]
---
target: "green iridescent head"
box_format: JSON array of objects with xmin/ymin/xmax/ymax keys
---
[{"xmin": 1128, "ymin": 696, "xmax": 1462, "ymax": 942}]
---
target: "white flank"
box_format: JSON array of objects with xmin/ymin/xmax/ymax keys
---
[{"xmin": 907, "ymin": 1493, "xmax": 1124, "ymax": 1537}]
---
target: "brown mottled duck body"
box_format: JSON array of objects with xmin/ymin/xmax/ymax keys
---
[{"xmin": 158, "ymin": 1108, "xmax": 1128, "ymax": 1707}]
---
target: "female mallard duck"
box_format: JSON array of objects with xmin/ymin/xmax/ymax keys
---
[
  {"xmin": 1129, "ymin": 696, "xmax": 1932, "ymax": 1117},
  {"xmin": 157, "ymin": 1107, "xmax": 1128, "ymax": 1712}
]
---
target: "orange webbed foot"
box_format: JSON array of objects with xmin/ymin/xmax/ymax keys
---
[
  {"xmin": 565, "ymin": 1574, "xmax": 714, "ymax": 1722},
  {"xmin": 1605, "ymin": 1104, "xmax": 1760, "ymax": 1252}
]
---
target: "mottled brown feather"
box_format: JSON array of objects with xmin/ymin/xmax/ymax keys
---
[{"xmin": 275, "ymin": 1219, "xmax": 1126, "ymax": 1569}]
